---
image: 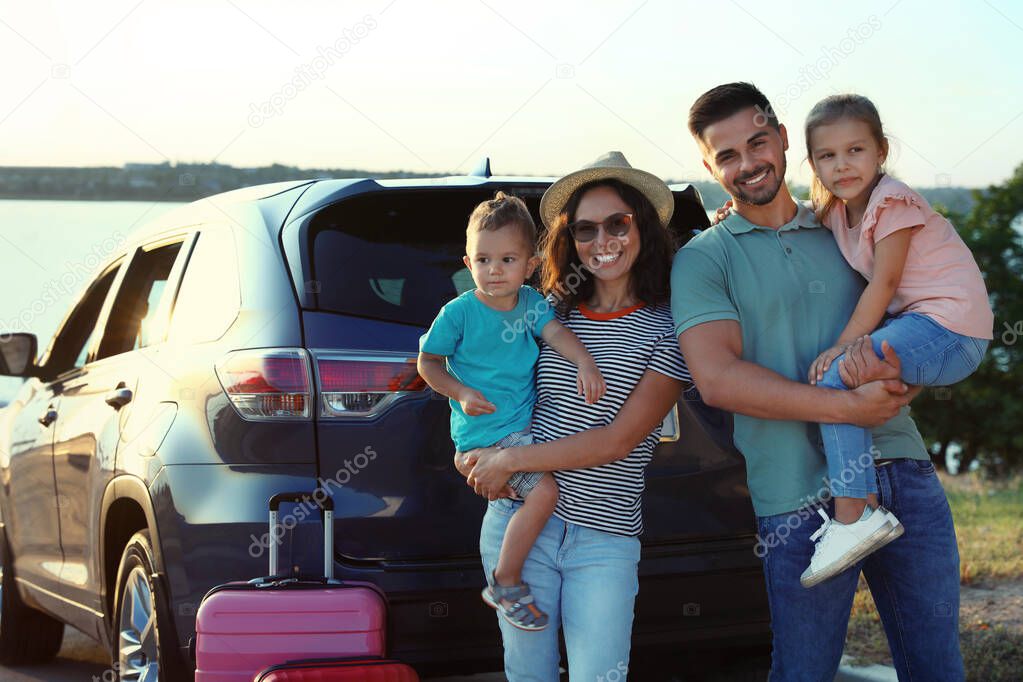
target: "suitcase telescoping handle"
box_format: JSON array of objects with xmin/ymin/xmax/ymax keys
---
[{"xmin": 267, "ymin": 492, "xmax": 335, "ymax": 581}]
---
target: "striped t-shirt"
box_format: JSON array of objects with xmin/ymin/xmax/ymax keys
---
[{"xmin": 532, "ymin": 301, "xmax": 691, "ymax": 537}]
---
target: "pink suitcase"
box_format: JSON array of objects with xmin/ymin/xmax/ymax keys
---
[{"xmin": 194, "ymin": 492, "xmax": 387, "ymax": 682}]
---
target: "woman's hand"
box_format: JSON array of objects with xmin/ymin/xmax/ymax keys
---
[
  {"xmin": 453, "ymin": 450, "xmax": 479, "ymax": 478},
  {"xmin": 710, "ymin": 199, "xmax": 733, "ymax": 226},
  {"xmin": 466, "ymin": 447, "xmax": 516, "ymax": 501},
  {"xmin": 808, "ymin": 344, "xmax": 848, "ymax": 385},
  {"xmin": 577, "ymin": 361, "xmax": 606, "ymax": 404}
]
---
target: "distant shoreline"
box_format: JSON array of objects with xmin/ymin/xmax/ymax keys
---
[
  {"xmin": 0, "ymin": 163, "xmax": 979, "ymax": 214},
  {"xmin": 0, "ymin": 194, "xmax": 188, "ymax": 203}
]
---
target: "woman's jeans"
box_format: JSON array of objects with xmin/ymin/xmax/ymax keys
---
[
  {"xmin": 819, "ymin": 312, "xmax": 988, "ymax": 498},
  {"xmin": 756, "ymin": 458, "xmax": 964, "ymax": 681},
  {"xmin": 480, "ymin": 497, "xmax": 641, "ymax": 682}
]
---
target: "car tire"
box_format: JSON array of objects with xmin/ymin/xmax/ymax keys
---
[
  {"xmin": 0, "ymin": 528, "xmax": 66, "ymax": 664},
  {"xmin": 111, "ymin": 530, "xmax": 188, "ymax": 682}
]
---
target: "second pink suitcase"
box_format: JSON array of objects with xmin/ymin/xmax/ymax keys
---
[
  {"xmin": 254, "ymin": 657, "xmax": 420, "ymax": 682},
  {"xmin": 194, "ymin": 492, "xmax": 387, "ymax": 682}
]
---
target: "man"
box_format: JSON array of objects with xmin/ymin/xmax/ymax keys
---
[{"xmin": 671, "ymin": 82, "xmax": 963, "ymax": 680}]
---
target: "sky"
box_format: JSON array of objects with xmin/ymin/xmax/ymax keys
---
[{"xmin": 1, "ymin": 0, "xmax": 1022, "ymax": 188}]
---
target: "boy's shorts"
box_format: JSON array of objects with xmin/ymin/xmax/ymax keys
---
[{"xmin": 493, "ymin": 429, "xmax": 545, "ymax": 499}]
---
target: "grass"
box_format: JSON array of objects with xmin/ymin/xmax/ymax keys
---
[
  {"xmin": 944, "ymin": 473, "xmax": 1023, "ymax": 584},
  {"xmin": 843, "ymin": 473, "xmax": 1023, "ymax": 680},
  {"xmin": 959, "ymin": 628, "xmax": 1023, "ymax": 682}
]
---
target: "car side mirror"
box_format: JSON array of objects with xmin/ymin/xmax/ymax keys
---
[{"xmin": 0, "ymin": 333, "xmax": 39, "ymax": 377}]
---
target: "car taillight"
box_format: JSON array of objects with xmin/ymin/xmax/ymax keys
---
[
  {"xmin": 312, "ymin": 351, "xmax": 427, "ymax": 418},
  {"xmin": 214, "ymin": 348, "xmax": 312, "ymax": 420}
]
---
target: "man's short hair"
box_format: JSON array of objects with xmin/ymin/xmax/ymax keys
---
[{"xmin": 688, "ymin": 82, "xmax": 779, "ymax": 140}]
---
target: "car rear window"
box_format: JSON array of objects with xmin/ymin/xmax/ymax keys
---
[{"xmin": 307, "ymin": 187, "xmax": 546, "ymax": 328}]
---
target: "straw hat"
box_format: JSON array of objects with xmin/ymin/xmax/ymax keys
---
[{"xmin": 539, "ymin": 151, "xmax": 674, "ymax": 229}]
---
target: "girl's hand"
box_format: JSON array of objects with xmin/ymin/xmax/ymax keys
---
[
  {"xmin": 710, "ymin": 200, "xmax": 733, "ymax": 226},
  {"xmin": 466, "ymin": 447, "xmax": 516, "ymax": 500},
  {"xmin": 458, "ymin": 387, "xmax": 496, "ymax": 416},
  {"xmin": 577, "ymin": 362, "xmax": 606, "ymax": 404},
  {"xmin": 809, "ymin": 344, "xmax": 848, "ymax": 384}
]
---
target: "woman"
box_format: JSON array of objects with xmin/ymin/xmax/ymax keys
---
[{"xmin": 458, "ymin": 151, "xmax": 691, "ymax": 681}]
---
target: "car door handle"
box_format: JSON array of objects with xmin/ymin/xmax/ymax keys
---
[
  {"xmin": 38, "ymin": 407, "xmax": 58, "ymax": 427},
  {"xmin": 105, "ymin": 387, "xmax": 133, "ymax": 409}
]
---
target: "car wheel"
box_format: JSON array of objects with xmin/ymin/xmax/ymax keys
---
[
  {"xmin": 112, "ymin": 530, "xmax": 186, "ymax": 682},
  {"xmin": 0, "ymin": 528, "xmax": 65, "ymax": 664}
]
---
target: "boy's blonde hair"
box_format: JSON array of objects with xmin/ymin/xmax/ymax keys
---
[
  {"xmin": 805, "ymin": 94, "xmax": 890, "ymax": 223},
  {"xmin": 466, "ymin": 191, "xmax": 536, "ymax": 251}
]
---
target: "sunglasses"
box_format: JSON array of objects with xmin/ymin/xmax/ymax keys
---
[{"xmin": 566, "ymin": 212, "xmax": 634, "ymax": 243}]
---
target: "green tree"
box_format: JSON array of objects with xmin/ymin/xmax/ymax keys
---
[{"xmin": 912, "ymin": 163, "xmax": 1023, "ymax": 475}]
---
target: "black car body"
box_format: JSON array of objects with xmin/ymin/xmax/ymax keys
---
[{"xmin": 0, "ymin": 169, "xmax": 769, "ymax": 679}]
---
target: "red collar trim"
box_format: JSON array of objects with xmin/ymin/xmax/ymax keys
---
[{"xmin": 578, "ymin": 301, "xmax": 646, "ymax": 320}]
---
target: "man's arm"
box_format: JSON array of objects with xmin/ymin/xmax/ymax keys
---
[{"xmin": 678, "ymin": 320, "xmax": 910, "ymax": 427}]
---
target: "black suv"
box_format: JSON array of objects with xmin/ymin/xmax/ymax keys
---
[{"xmin": 0, "ymin": 168, "xmax": 769, "ymax": 680}]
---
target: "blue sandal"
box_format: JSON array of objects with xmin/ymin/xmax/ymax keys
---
[{"xmin": 481, "ymin": 577, "xmax": 549, "ymax": 631}]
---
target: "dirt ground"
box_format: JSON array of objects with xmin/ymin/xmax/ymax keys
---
[{"xmin": 960, "ymin": 579, "xmax": 1023, "ymax": 632}]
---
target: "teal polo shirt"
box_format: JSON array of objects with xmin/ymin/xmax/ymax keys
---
[{"xmin": 670, "ymin": 203, "xmax": 928, "ymax": 517}]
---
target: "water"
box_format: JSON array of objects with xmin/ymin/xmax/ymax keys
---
[{"xmin": 0, "ymin": 200, "xmax": 185, "ymax": 402}]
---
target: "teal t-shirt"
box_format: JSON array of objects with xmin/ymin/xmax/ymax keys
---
[
  {"xmin": 670, "ymin": 203, "xmax": 929, "ymax": 517},
  {"xmin": 419, "ymin": 286, "xmax": 556, "ymax": 451}
]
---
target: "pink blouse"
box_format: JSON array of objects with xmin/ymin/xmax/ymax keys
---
[{"xmin": 825, "ymin": 174, "xmax": 993, "ymax": 339}]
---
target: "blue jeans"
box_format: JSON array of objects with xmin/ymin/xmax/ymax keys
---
[
  {"xmin": 480, "ymin": 497, "xmax": 641, "ymax": 682},
  {"xmin": 819, "ymin": 312, "xmax": 988, "ymax": 498},
  {"xmin": 756, "ymin": 458, "xmax": 964, "ymax": 681}
]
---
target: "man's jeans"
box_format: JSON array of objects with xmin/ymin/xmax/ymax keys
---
[
  {"xmin": 757, "ymin": 458, "xmax": 964, "ymax": 681},
  {"xmin": 480, "ymin": 497, "xmax": 641, "ymax": 682},
  {"xmin": 819, "ymin": 312, "xmax": 989, "ymax": 498}
]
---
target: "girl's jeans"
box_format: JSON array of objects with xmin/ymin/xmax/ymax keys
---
[
  {"xmin": 480, "ymin": 497, "xmax": 641, "ymax": 682},
  {"xmin": 819, "ymin": 312, "xmax": 988, "ymax": 498}
]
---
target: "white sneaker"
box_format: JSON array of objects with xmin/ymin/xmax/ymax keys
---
[
  {"xmin": 873, "ymin": 506, "xmax": 905, "ymax": 549},
  {"xmin": 800, "ymin": 506, "xmax": 894, "ymax": 588}
]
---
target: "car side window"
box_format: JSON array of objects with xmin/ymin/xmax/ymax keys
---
[
  {"xmin": 95, "ymin": 241, "xmax": 184, "ymax": 360},
  {"xmin": 451, "ymin": 268, "xmax": 474, "ymax": 295},
  {"xmin": 44, "ymin": 263, "xmax": 121, "ymax": 377},
  {"xmin": 167, "ymin": 226, "xmax": 241, "ymax": 344}
]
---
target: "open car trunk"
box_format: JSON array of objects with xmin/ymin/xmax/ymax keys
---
[{"xmin": 285, "ymin": 181, "xmax": 756, "ymax": 564}]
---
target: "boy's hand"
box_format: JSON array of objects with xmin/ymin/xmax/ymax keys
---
[
  {"xmin": 576, "ymin": 362, "xmax": 606, "ymax": 404},
  {"xmin": 809, "ymin": 344, "xmax": 848, "ymax": 385},
  {"xmin": 458, "ymin": 387, "xmax": 496, "ymax": 416}
]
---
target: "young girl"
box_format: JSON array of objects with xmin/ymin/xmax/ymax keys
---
[{"xmin": 799, "ymin": 94, "xmax": 993, "ymax": 587}]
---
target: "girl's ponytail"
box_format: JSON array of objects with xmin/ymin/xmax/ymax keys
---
[{"xmin": 809, "ymin": 170, "xmax": 839, "ymax": 225}]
